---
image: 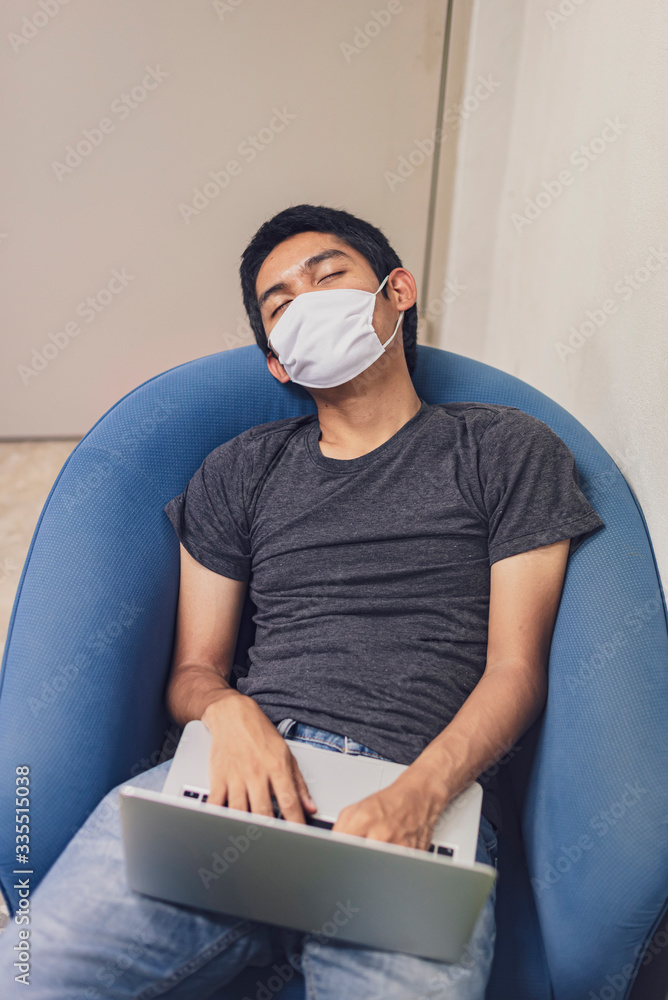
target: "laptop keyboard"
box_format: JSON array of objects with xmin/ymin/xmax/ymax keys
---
[
  {"xmin": 300, "ymin": 814, "xmax": 453, "ymax": 854},
  {"xmin": 180, "ymin": 787, "xmax": 454, "ymax": 857},
  {"xmin": 183, "ymin": 789, "xmax": 208, "ymax": 802}
]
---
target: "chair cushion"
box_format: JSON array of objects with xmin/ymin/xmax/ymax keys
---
[{"xmin": 0, "ymin": 344, "xmax": 665, "ymax": 1000}]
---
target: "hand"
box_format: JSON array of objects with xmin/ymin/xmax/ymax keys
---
[
  {"xmin": 202, "ymin": 692, "xmax": 318, "ymax": 824},
  {"xmin": 331, "ymin": 772, "xmax": 445, "ymax": 851}
]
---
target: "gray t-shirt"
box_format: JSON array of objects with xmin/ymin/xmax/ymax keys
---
[{"xmin": 164, "ymin": 399, "xmax": 605, "ymax": 832}]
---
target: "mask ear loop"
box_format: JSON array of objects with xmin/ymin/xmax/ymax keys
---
[
  {"xmin": 380, "ymin": 310, "xmax": 403, "ymax": 349},
  {"xmin": 375, "ymin": 274, "xmax": 403, "ymax": 349}
]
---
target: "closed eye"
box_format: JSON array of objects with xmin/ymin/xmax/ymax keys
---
[
  {"xmin": 271, "ymin": 300, "xmax": 291, "ymax": 318},
  {"xmin": 271, "ymin": 271, "xmax": 345, "ymax": 317}
]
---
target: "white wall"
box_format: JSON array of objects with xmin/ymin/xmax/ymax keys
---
[
  {"xmin": 433, "ymin": 0, "xmax": 668, "ymax": 591},
  {"xmin": 0, "ymin": 0, "xmax": 448, "ymax": 437}
]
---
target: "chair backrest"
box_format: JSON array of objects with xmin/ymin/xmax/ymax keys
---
[{"xmin": 0, "ymin": 344, "xmax": 666, "ymax": 1000}]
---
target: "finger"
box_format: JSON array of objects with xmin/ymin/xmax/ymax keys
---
[
  {"xmin": 418, "ymin": 820, "xmax": 434, "ymax": 852},
  {"xmin": 292, "ymin": 762, "xmax": 318, "ymax": 813},
  {"xmin": 332, "ymin": 806, "xmax": 359, "ymax": 836},
  {"xmin": 246, "ymin": 779, "xmax": 275, "ymax": 819},
  {"xmin": 271, "ymin": 771, "xmax": 306, "ymax": 824},
  {"xmin": 207, "ymin": 778, "xmax": 228, "ymax": 808},
  {"xmin": 226, "ymin": 775, "xmax": 249, "ymax": 813},
  {"xmin": 206, "ymin": 748, "xmax": 228, "ymax": 807}
]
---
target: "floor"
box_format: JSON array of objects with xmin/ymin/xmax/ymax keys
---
[
  {"xmin": 0, "ymin": 439, "xmax": 80, "ymax": 933},
  {"xmin": 0, "ymin": 439, "xmax": 81, "ymax": 663}
]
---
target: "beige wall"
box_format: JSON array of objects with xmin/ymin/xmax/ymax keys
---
[
  {"xmin": 5, "ymin": 0, "xmax": 665, "ymax": 588},
  {"xmin": 1, "ymin": 0, "xmax": 448, "ymax": 437},
  {"xmin": 432, "ymin": 0, "xmax": 668, "ymax": 591}
]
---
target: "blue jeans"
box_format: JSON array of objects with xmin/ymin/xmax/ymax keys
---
[{"xmin": 0, "ymin": 720, "xmax": 498, "ymax": 999}]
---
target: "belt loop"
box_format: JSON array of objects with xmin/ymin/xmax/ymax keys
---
[{"xmin": 277, "ymin": 717, "xmax": 297, "ymax": 737}]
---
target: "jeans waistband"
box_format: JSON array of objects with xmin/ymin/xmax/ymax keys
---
[{"xmin": 276, "ymin": 718, "xmax": 391, "ymax": 760}]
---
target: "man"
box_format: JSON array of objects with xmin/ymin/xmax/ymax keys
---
[
  {"xmin": 161, "ymin": 204, "xmax": 602, "ymax": 994},
  {"xmin": 0, "ymin": 205, "xmax": 604, "ymax": 999}
]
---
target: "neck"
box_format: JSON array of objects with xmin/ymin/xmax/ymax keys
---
[{"xmin": 309, "ymin": 367, "xmax": 422, "ymax": 460}]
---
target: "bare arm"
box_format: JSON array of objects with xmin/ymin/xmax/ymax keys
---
[
  {"xmin": 407, "ymin": 538, "xmax": 569, "ymax": 810},
  {"xmin": 332, "ymin": 538, "xmax": 570, "ymax": 847},
  {"xmin": 166, "ymin": 542, "xmax": 248, "ymax": 727},
  {"xmin": 166, "ymin": 542, "xmax": 316, "ymax": 822}
]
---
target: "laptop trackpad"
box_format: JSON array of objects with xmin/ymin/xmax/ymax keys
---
[{"xmin": 286, "ymin": 740, "xmax": 388, "ymax": 821}]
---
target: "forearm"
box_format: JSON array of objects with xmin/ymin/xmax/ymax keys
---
[
  {"xmin": 166, "ymin": 664, "xmax": 243, "ymax": 728},
  {"xmin": 405, "ymin": 663, "xmax": 548, "ymax": 812}
]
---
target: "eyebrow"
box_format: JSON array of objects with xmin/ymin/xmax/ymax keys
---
[{"xmin": 257, "ymin": 248, "xmax": 354, "ymax": 312}]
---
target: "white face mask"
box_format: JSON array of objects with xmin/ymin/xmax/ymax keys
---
[{"xmin": 266, "ymin": 275, "xmax": 403, "ymax": 389}]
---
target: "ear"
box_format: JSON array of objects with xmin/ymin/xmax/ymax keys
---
[
  {"xmin": 386, "ymin": 268, "xmax": 417, "ymax": 312},
  {"xmin": 266, "ymin": 350, "xmax": 291, "ymax": 384}
]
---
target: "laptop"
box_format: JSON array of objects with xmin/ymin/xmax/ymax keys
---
[{"xmin": 119, "ymin": 720, "xmax": 496, "ymax": 963}]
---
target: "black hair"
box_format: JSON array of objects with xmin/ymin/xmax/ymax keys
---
[{"xmin": 239, "ymin": 204, "xmax": 417, "ymax": 376}]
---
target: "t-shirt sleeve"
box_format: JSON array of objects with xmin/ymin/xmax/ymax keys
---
[
  {"xmin": 163, "ymin": 435, "xmax": 251, "ymax": 581},
  {"xmin": 477, "ymin": 408, "xmax": 605, "ymax": 566}
]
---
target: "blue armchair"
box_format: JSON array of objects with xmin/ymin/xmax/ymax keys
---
[{"xmin": 1, "ymin": 344, "xmax": 666, "ymax": 999}]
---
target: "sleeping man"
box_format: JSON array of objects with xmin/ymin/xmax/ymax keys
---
[{"xmin": 0, "ymin": 204, "xmax": 604, "ymax": 1000}]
